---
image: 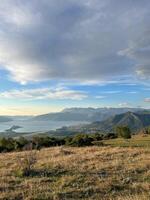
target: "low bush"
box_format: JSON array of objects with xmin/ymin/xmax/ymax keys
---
[
  {"xmin": 115, "ymin": 126, "xmax": 131, "ymax": 139},
  {"xmin": 67, "ymin": 134, "xmax": 94, "ymax": 147},
  {"xmin": 0, "ymin": 137, "xmax": 15, "ymax": 152},
  {"xmin": 103, "ymin": 132, "xmax": 117, "ymax": 140},
  {"xmin": 0, "ymin": 131, "xmax": 121, "ymax": 153},
  {"xmin": 91, "ymin": 133, "xmax": 103, "ymax": 141},
  {"xmin": 15, "ymin": 151, "xmax": 37, "ymax": 177}
]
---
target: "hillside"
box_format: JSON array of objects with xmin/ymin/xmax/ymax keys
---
[
  {"xmin": 0, "ymin": 143, "xmax": 150, "ymax": 200},
  {"xmin": 32, "ymin": 107, "xmax": 145, "ymax": 122},
  {"xmin": 82, "ymin": 112, "xmax": 150, "ymax": 133}
]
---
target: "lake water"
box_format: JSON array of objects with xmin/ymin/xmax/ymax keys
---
[{"xmin": 0, "ymin": 120, "xmax": 87, "ymax": 133}]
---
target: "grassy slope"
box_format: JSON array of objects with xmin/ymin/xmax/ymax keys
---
[
  {"xmin": 103, "ymin": 135, "xmax": 150, "ymax": 148},
  {"xmin": 0, "ymin": 143, "xmax": 150, "ymax": 199}
]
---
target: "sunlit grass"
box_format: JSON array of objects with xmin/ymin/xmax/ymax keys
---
[
  {"xmin": 0, "ymin": 144, "xmax": 150, "ymax": 199},
  {"xmin": 103, "ymin": 135, "xmax": 150, "ymax": 148}
]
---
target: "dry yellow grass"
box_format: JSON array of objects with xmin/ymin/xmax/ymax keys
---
[{"xmin": 0, "ymin": 146, "xmax": 150, "ymax": 200}]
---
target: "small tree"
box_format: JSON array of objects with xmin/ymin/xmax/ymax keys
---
[
  {"xmin": 64, "ymin": 136, "xmax": 73, "ymax": 146},
  {"xmin": 92, "ymin": 133, "xmax": 103, "ymax": 141},
  {"xmin": 103, "ymin": 132, "xmax": 117, "ymax": 140},
  {"xmin": 116, "ymin": 126, "xmax": 131, "ymax": 139},
  {"xmin": 68, "ymin": 134, "xmax": 93, "ymax": 147},
  {"xmin": 15, "ymin": 136, "xmax": 28, "ymax": 150},
  {"xmin": 0, "ymin": 137, "xmax": 15, "ymax": 152}
]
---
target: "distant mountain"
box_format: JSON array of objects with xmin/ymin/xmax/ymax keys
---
[
  {"xmin": 0, "ymin": 116, "xmax": 13, "ymax": 123},
  {"xmin": 32, "ymin": 107, "xmax": 145, "ymax": 122},
  {"xmin": 7, "ymin": 116, "xmax": 33, "ymax": 121},
  {"xmin": 83, "ymin": 111, "xmax": 150, "ymax": 133}
]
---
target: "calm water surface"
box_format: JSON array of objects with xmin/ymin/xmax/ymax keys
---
[{"xmin": 0, "ymin": 120, "xmax": 87, "ymax": 133}]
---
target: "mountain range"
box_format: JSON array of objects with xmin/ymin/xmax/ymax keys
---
[
  {"xmin": 0, "ymin": 108, "xmax": 150, "ymax": 135},
  {"xmin": 32, "ymin": 107, "xmax": 145, "ymax": 122},
  {"xmin": 80, "ymin": 111, "xmax": 150, "ymax": 133}
]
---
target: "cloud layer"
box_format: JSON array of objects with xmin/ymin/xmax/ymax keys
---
[
  {"xmin": 0, "ymin": 0, "xmax": 150, "ymax": 84},
  {"xmin": 0, "ymin": 87, "xmax": 87, "ymax": 100},
  {"xmin": 144, "ymin": 98, "xmax": 150, "ymax": 103}
]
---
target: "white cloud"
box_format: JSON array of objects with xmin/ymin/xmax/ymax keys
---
[
  {"xmin": 0, "ymin": 0, "xmax": 149, "ymax": 84},
  {"xmin": 0, "ymin": 87, "xmax": 87, "ymax": 100},
  {"xmin": 144, "ymin": 98, "xmax": 150, "ymax": 103},
  {"xmin": 95, "ymin": 95, "xmax": 106, "ymax": 99},
  {"xmin": 119, "ymin": 102, "xmax": 131, "ymax": 107},
  {"xmin": 103, "ymin": 91, "xmax": 121, "ymax": 94},
  {"xmin": 127, "ymin": 91, "xmax": 138, "ymax": 94}
]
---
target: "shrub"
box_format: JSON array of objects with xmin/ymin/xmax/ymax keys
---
[
  {"xmin": 103, "ymin": 132, "xmax": 117, "ymax": 140},
  {"xmin": 92, "ymin": 133, "xmax": 103, "ymax": 141},
  {"xmin": 0, "ymin": 137, "xmax": 15, "ymax": 152},
  {"xmin": 115, "ymin": 126, "xmax": 131, "ymax": 139},
  {"xmin": 15, "ymin": 137, "xmax": 28, "ymax": 150},
  {"xmin": 143, "ymin": 127, "xmax": 150, "ymax": 135},
  {"xmin": 64, "ymin": 136, "xmax": 73, "ymax": 145},
  {"xmin": 0, "ymin": 132, "xmax": 120, "ymax": 154},
  {"xmin": 68, "ymin": 134, "xmax": 94, "ymax": 147},
  {"xmin": 15, "ymin": 151, "xmax": 37, "ymax": 177},
  {"xmin": 32, "ymin": 136, "xmax": 65, "ymax": 149}
]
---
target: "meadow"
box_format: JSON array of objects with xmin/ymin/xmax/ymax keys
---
[
  {"xmin": 103, "ymin": 135, "xmax": 150, "ymax": 148},
  {"xmin": 0, "ymin": 137, "xmax": 150, "ymax": 200}
]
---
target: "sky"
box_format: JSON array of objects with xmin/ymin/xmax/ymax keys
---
[{"xmin": 0, "ymin": 0, "xmax": 150, "ymax": 115}]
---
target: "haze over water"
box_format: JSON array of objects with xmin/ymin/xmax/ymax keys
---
[{"xmin": 0, "ymin": 120, "xmax": 86, "ymax": 133}]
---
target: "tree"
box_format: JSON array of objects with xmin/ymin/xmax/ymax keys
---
[
  {"xmin": 115, "ymin": 126, "xmax": 131, "ymax": 139},
  {"xmin": 103, "ymin": 132, "xmax": 117, "ymax": 140},
  {"xmin": 0, "ymin": 137, "xmax": 15, "ymax": 152},
  {"xmin": 92, "ymin": 133, "xmax": 103, "ymax": 141},
  {"xmin": 15, "ymin": 136, "xmax": 28, "ymax": 150},
  {"xmin": 68, "ymin": 134, "xmax": 93, "ymax": 147}
]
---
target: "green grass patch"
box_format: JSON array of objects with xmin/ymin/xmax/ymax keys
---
[{"xmin": 102, "ymin": 135, "xmax": 150, "ymax": 148}]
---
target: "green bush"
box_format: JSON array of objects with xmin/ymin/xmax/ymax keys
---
[
  {"xmin": 14, "ymin": 137, "xmax": 28, "ymax": 150},
  {"xmin": 92, "ymin": 133, "xmax": 103, "ymax": 141},
  {"xmin": 103, "ymin": 132, "xmax": 117, "ymax": 140},
  {"xmin": 115, "ymin": 126, "xmax": 131, "ymax": 139},
  {"xmin": 0, "ymin": 137, "xmax": 15, "ymax": 152},
  {"xmin": 64, "ymin": 136, "xmax": 73, "ymax": 145},
  {"xmin": 32, "ymin": 136, "xmax": 65, "ymax": 149},
  {"xmin": 67, "ymin": 134, "xmax": 94, "ymax": 147}
]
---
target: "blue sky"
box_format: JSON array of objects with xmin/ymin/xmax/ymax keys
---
[{"xmin": 0, "ymin": 0, "xmax": 150, "ymax": 115}]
